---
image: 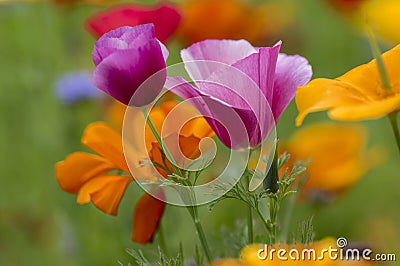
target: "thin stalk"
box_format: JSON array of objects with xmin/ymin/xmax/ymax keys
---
[
  {"xmin": 269, "ymin": 197, "xmax": 278, "ymax": 244},
  {"xmin": 144, "ymin": 111, "xmax": 182, "ymax": 176},
  {"xmin": 247, "ymin": 205, "xmax": 253, "ymax": 244},
  {"xmin": 187, "ymin": 205, "xmax": 213, "ymax": 263},
  {"xmin": 280, "ymin": 195, "xmax": 295, "ymax": 242},
  {"xmin": 157, "ymin": 223, "xmax": 168, "ymax": 255},
  {"xmin": 388, "ymin": 112, "xmax": 400, "ymax": 154},
  {"xmin": 366, "ymin": 26, "xmax": 391, "ymax": 91},
  {"xmin": 254, "ymin": 206, "xmax": 271, "ymax": 235},
  {"xmin": 245, "ymin": 172, "xmax": 254, "ymax": 244}
]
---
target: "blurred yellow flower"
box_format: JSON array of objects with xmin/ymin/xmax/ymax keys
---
[
  {"xmin": 209, "ymin": 238, "xmax": 374, "ymax": 265},
  {"xmin": 325, "ymin": 0, "xmax": 400, "ymax": 43},
  {"xmin": 296, "ymin": 44, "xmax": 400, "ymax": 125},
  {"xmin": 361, "ymin": 0, "xmax": 400, "ymax": 43},
  {"xmin": 281, "ymin": 123, "xmax": 382, "ymax": 197},
  {"xmin": 177, "ymin": 0, "xmax": 294, "ymax": 45}
]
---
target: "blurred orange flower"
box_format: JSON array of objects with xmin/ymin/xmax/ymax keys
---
[
  {"xmin": 177, "ymin": 0, "xmax": 294, "ymax": 45},
  {"xmin": 55, "ymin": 101, "xmax": 213, "ymax": 243},
  {"xmin": 280, "ymin": 123, "xmax": 382, "ymax": 198},
  {"xmin": 210, "ymin": 238, "xmax": 374, "ymax": 265},
  {"xmin": 296, "ymin": 44, "xmax": 400, "ymax": 125},
  {"xmin": 326, "ymin": 0, "xmax": 366, "ymax": 13}
]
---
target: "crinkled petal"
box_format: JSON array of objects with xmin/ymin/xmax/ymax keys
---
[
  {"xmin": 132, "ymin": 190, "xmax": 165, "ymax": 244},
  {"xmin": 77, "ymin": 175, "xmax": 132, "ymax": 216},
  {"xmin": 181, "ymin": 39, "xmax": 257, "ymax": 81},
  {"xmin": 55, "ymin": 152, "xmax": 115, "ymax": 194},
  {"xmin": 272, "ymin": 53, "xmax": 312, "ymax": 119},
  {"xmin": 81, "ymin": 122, "xmax": 130, "ymax": 173},
  {"xmin": 93, "ymin": 25, "xmax": 155, "ymax": 65}
]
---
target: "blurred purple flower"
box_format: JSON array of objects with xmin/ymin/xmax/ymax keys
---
[
  {"xmin": 92, "ymin": 24, "xmax": 169, "ymax": 106},
  {"xmin": 56, "ymin": 71, "xmax": 102, "ymax": 104},
  {"xmin": 167, "ymin": 40, "xmax": 312, "ymax": 149}
]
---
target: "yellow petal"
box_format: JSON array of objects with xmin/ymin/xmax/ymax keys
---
[
  {"xmin": 328, "ymin": 93, "xmax": 400, "ymax": 120},
  {"xmin": 55, "ymin": 152, "xmax": 115, "ymax": 193},
  {"xmin": 296, "ymin": 44, "xmax": 400, "ymax": 125},
  {"xmin": 81, "ymin": 122, "xmax": 130, "ymax": 174},
  {"xmin": 77, "ymin": 175, "xmax": 132, "ymax": 216}
]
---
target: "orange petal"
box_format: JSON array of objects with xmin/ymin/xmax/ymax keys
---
[
  {"xmin": 284, "ymin": 123, "xmax": 382, "ymax": 195},
  {"xmin": 81, "ymin": 122, "xmax": 130, "ymax": 174},
  {"xmin": 77, "ymin": 175, "xmax": 132, "ymax": 216},
  {"xmin": 55, "ymin": 152, "xmax": 115, "ymax": 193},
  {"xmin": 149, "ymin": 134, "xmax": 203, "ymax": 176},
  {"xmin": 132, "ymin": 191, "xmax": 165, "ymax": 244}
]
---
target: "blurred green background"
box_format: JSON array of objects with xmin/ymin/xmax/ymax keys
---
[{"xmin": 0, "ymin": 0, "xmax": 399, "ymax": 265}]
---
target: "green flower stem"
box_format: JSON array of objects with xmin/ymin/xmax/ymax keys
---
[
  {"xmin": 187, "ymin": 204, "xmax": 213, "ymax": 263},
  {"xmin": 269, "ymin": 197, "xmax": 279, "ymax": 244},
  {"xmin": 247, "ymin": 202, "xmax": 254, "ymax": 244},
  {"xmin": 254, "ymin": 206, "xmax": 271, "ymax": 236},
  {"xmin": 144, "ymin": 111, "xmax": 182, "ymax": 176},
  {"xmin": 388, "ymin": 112, "xmax": 400, "ymax": 154},
  {"xmin": 280, "ymin": 193, "xmax": 297, "ymax": 242},
  {"xmin": 157, "ymin": 223, "xmax": 168, "ymax": 255},
  {"xmin": 245, "ymin": 172, "xmax": 254, "ymax": 244},
  {"xmin": 366, "ymin": 26, "xmax": 391, "ymax": 91}
]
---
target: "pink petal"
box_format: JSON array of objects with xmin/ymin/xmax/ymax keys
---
[
  {"xmin": 272, "ymin": 54, "xmax": 313, "ymax": 119},
  {"xmin": 181, "ymin": 39, "xmax": 257, "ymax": 81}
]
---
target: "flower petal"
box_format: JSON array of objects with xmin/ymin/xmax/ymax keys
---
[
  {"xmin": 92, "ymin": 37, "xmax": 166, "ymax": 105},
  {"xmin": 77, "ymin": 175, "xmax": 132, "ymax": 216},
  {"xmin": 166, "ymin": 76, "xmax": 255, "ymax": 148},
  {"xmin": 295, "ymin": 78, "xmax": 369, "ymax": 126},
  {"xmin": 328, "ymin": 93, "xmax": 400, "ymax": 121},
  {"xmin": 272, "ymin": 53, "xmax": 312, "ymax": 119},
  {"xmin": 230, "ymin": 43, "xmax": 281, "ymax": 104},
  {"xmin": 132, "ymin": 191, "xmax": 165, "ymax": 244},
  {"xmin": 81, "ymin": 122, "xmax": 130, "ymax": 173},
  {"xmin": 92, "ymin": 24, "xmax": 155, "ymax": 65},
  {"xmin": 181, "ymin": 39, "xmax": 256, "ymax": 81},
  {"xmin": 85, "ymin": 4, "xmax": 181, "ymax": 42},
  {"xmin": 55, "ymin": 152, "xmax": 115, "ymax": 194},
  {"xmin": 296, "ymin": 44, "xmax": 400, "ymax": 125}
]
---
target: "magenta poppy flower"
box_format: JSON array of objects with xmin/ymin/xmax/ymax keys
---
[
  {"xmin": 166, "ymin": 40, "xmax": 312, "ymax": 148},
  {"xmin": 85, "ymin": 3, "xmax": 181, "ymax": 42},
  {"xmin": 92, "ymin": 24, "xmax": 168, "ymax": 106}
]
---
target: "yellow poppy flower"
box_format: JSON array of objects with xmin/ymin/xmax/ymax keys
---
[
  {"xmin": 55, "ymin": 101, "xmax": 214, "ymax": 243},
  {"xmin": 280, "ymin": 123, "xmax": 382, "ymax": 197},
  {"xmin": 296, "ymin": 44, "xmax": 400, "ymax": 125}
]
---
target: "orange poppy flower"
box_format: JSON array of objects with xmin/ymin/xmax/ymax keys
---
[
  {"xmin": 55, "ymin": 101, "xmax": 214, "ymax": 243},
  {"xmin": 280, "ymin": 123, "xmax": 382, "ymax": 199},
  {"xmin": 177, "ymin": 0, "xmax": 294, "ymax": 45}
]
